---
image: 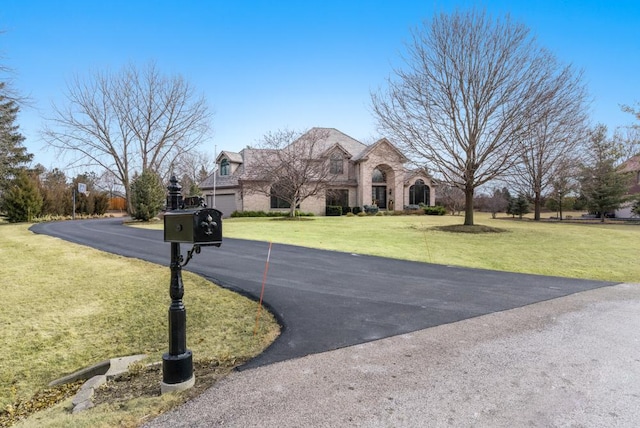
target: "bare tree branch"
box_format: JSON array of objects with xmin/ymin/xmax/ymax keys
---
[
  {"xmin": 42, "ymin": 61, "xmax": 212, "ymax": 212},
  {"xmin": 372, "ymin": 9, "xmax": 582, "ymax": 225},
  {"xmin": 241, "ymin": 128, "xmax": 337, "ymax": 217}
]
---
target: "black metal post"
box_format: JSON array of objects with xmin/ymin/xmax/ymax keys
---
[{"xmin": 161, "ymin": 176, "xmax": 194, "ymax": 392}]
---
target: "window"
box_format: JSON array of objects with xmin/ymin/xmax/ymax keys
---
[
  {"xmin": 409, "ymin": 179, "xmax": 430, "ymax": 205},
  {"xmin": 372, "ymin": 167, "xmax": 386, "ymax": 183},
  {"xmin": 220, "ymin": 158, "xmax": 230, "ymax": 176},
  {"xmin": 270, "ymin": 184, "xmax": 296, "ymax": 209},
  {"xmin": 326, "ymin": 189, "xmax": 348, "ymax": 207},
  {"xmin": 330, "ymin": 153, "xmax": 344, "ymax": 174}
]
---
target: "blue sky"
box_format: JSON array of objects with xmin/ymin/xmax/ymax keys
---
[{"xmin": 2, "ymin": 0, "xmax": 639, "ymax": 170}]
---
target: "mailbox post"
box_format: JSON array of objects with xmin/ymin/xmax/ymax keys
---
[{"xmin": 161, "ymin": 175, "xmax": 222, "ymax": 393}]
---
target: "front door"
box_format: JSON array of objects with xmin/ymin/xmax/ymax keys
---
[{"xmin": 372, "ymin": 186, "xmax": 387, "ymax": 209}]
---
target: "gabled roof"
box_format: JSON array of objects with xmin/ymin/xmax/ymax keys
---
[
  {"xmin": 404, "ymin": 168, "xmax": 435, "ymax": 185},
  {"xmin": 292, "ymin": 127, "xmax": 367, "ymax": 158},
  {"xmin": 216, "ymin": 151, "xmax": 243, "ymax": 164},
  {"xmin": 352, "ymin": 137, "xmax": 408, "ymax": 163},
  {"xmin": 619, "ymin": 155, "xmax": 640, "ymax": 173},
  {"xmin": 321, "ymin": 142, "xmax": 353, "ymax": 159}
]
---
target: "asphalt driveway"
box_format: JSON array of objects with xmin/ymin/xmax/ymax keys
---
[{"xmin": 30, "ymin": 218, "xmax": 617, "ymax": 369}]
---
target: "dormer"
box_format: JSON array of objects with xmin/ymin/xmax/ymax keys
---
[{"xmin": 216, "ymin": 151, "xmax": 243, "ymax": 176}]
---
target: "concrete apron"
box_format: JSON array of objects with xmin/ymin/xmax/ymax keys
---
[{"xmin": 145, "ymin": 282, "xmax": 640, "ymax": 428}]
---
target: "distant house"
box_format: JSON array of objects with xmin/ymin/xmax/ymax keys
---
[
  {"xmin": 615, "ymin": 154, "xmax": 640, "ymax": 218},
  {"xmin": 199, "ymin": 128, "xmax": 436, "ymax": 217}
]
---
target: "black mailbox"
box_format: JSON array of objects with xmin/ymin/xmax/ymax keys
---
[{"xmin": 164, "ymin": 208, "xmax": 222, "ymax": 246}]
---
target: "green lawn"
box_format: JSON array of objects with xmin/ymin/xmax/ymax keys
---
[
  {"xmin": 1, "ymin": 223, "xmax": 279, "ymax": 426},
  {"xmin": 214, "ymin": 212, "xmax": 639, "ymax": 282}
]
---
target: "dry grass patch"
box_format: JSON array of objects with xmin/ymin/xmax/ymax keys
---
[{"xmin": 0, "ymin": 223, "xmax": 279, "ymax": 427}]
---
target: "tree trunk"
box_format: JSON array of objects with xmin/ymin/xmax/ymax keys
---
[
  {"xmin": 533, "ymin": 190, "xmax": 541, "ymax": 221},
  {"xmin": 464, "ymin": 187, "xmax": 474, "ymax": 226},
  {"xmin": 558, "ymin": 198, "xmax": 563, "ymax": 221}
]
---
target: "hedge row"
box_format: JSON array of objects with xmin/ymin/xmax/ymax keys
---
[{"xmin": 230, "ymin": 210, "xmax": 315, "ymax": 218}]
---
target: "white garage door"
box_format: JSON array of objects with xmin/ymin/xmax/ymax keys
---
[{"xmin": 206, "ymin": 194, "xmax": 237, "ymax": 218}]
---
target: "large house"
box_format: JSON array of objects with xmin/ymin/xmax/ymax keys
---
[
  {"xmin": 199, "ymin": 128, "xmax": 435, "ymax": 217},
  {"xmin": 615, "ymin": 154, "xmax": 640, "ymax": 218}
]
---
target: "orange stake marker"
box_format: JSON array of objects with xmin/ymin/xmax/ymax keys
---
[{"xmin": 254, "ymin": 241, "xmax": 272, "ymax": 336}]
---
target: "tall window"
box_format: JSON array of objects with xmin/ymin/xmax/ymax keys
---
[
  {"xmin": 220, "ymin": 158, "xmax": 230, "ymax": 176},
  {"xmin": 330, "ymin": 153, "xmax": 344, "ymax": 174},
  {"xmin": 409, "ymin": 179, "xmax": 430, "ymax": 205},
  {"xmin": 326, "ymin": 189, "xmax": 348, "ymax": 207},
  {"xmin": 270, "ymin": 188, "xmax": 290, "ymax": 208},
  {"xmin": 270, "ymin": 183, "xmax": 296, "ymax": 209}
]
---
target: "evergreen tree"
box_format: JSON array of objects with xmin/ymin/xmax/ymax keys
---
[
  {"xmin": 632, "ymin": 197, "xmax": 640, "ymax": 217},
  {"xmin": 3, "ymin": 169, "xmax": 43, "ymax": 222},
  {"xmin": 130, "ymin": 170, "xmax": 165, "ymax": 221},
  {"xmin": 580, "ymin": 125, "xmax": 631, "ymax": 222},
  {"xmin": 0, "ymin": 82, "xmax": 33, "ymax": 190},
  {"xmin": 507, "ymin": 194, "xmax": 530, "ymax": 219}
]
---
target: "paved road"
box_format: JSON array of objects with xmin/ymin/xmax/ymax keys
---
[{"xmin": 30, "ymin": 218, "xmax": 616, "ymax": 369}]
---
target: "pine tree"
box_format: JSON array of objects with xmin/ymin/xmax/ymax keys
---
[
  {"xmin": 0, "ymin": 82, "xmax": 32, "ymax": 190},
  {"xmin": 3, "ymin": 169, "xmax": 43, "ymax": 222},
  {"xmin": 580, "ymin": 125, "xmax": 631, "ymax": 222},
  {"xmin": 507, "ymin": 194, "xmax": 531, "ymax": 219},
  {"xmin": 130, "ymin": 170, "xmax": 165, "ymax": 221}
]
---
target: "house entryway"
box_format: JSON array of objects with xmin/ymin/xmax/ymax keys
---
[{"xmin": 372, "ymin": 186, "xmax": 387, "ymax": 209}]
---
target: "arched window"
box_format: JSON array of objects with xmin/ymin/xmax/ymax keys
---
[
  {"xmin": 372, "ymin": 167, "xmax": 386, "ymax": 183},
  {"xmin": 220, "ymin": 158, "xmax": 230, "ymax": 176},
  {"xmin": 409, "ymin": 179, "xmax": 430, "ymax": 205}
]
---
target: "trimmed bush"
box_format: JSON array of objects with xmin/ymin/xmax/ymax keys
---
[
  {"xmin": 352, "ymin": 207, "xmax": 362, "ymax": 215},
  {"xmin": 364, "ymin": 205, "xmax": 379, "ymax": 215},
  {"xmin": 230, "ymin": 210, "xmax": 314, "ymax": 218},
  {"xmin": 423, "ymin": 205, "xmax": 446, "ymax": 216},
  {"xmin": 326, "ymin": 205, "xmax": 342, "ymax": 216}
]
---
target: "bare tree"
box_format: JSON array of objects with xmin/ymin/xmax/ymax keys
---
[
  {"xmin": 242, "ymin": 128, "xmax": 337, "ymax": 217},
  {"xmin": 43, "ymin": 61, "xmax": 212, "ymax": 212},
  {"xmin": 485, "ymin": 187, "xmax": 510, "ymax": 218},
  {"xmin": 436, "ymin": 184, "xmax": 465, "ymax": 216},
  {"xmin": 510, "ymin": 63, "xmax": 589, "ymax": 220},
  {"xmin": 172, "ymin": 149, "xmax": 215, "ymax": 196},
  {"xmin": 617, "ymin": 102, "xmax": 640, "ymax": 159},
  {"xmin": 372, "ymin": 9, "xmax": 569, "ymax": 226}
]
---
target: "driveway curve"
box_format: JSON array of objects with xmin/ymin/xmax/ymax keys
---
[{"xmin": 30, "ymin": 218, "xmax": 616, "ymax": 369}]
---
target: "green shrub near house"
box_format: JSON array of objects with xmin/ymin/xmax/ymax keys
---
[
  {"xmin": 230, "ymin": 210, "xmax": 314, "ymax": 218},
  {"xmin": 423, "ymin": 205, "xmax": 446, "ymax": 215},
  {"xmin": 326, "ymin": 205, "xmax": 342, "ymax": 216}
]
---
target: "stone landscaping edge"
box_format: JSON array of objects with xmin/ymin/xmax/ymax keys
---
[{"xmin": 49, "ymin": 354, "xmax": 147, "ymax": 413}]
